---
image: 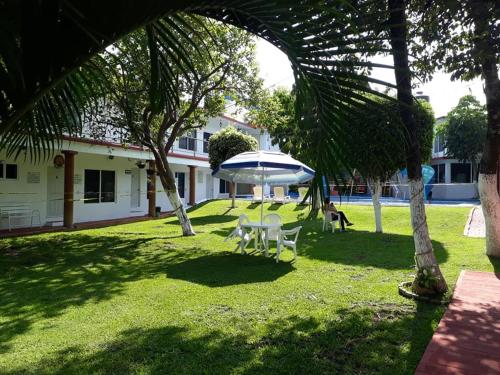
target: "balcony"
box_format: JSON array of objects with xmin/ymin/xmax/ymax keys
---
[{"xmin": 170, "ymin": 136, "xmax": 210, "ymax": 160}]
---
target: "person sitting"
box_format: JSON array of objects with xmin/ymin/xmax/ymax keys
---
[{"xmin": 323, "ymin": 197, "xmax": 353, "ymax": 232}]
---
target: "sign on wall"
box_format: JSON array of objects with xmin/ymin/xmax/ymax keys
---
[
  {"xmin": 27, "ymin": 171, "xmax": 40, "ymax": 183},
  {"xmin": 73, "ymin": 174, "xmax": 82, "ymax": 185}
]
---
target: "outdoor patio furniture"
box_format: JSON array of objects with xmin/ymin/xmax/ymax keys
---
[
  {"xmin": 260, "ymin": 214, "xmax": 282, "ymax": 253},
  {"xmin": 252, "ymin": 185, "xmax": 264, "ymax": 203},
  {"xmin": 276, "ymin": 226, "xmax": 302, "ymax": 263},
  {"xmin": 241, "ymin": 215, "xmax": 282, "ymax": 257},
  {"xmin": 272, "ymin": 187, "xmax": 290, "ymax": 204},
  {"xmin": 322, "ymin": 210, "xmax": 339, "ymax": 233},
  {"xmin": 225, "ymin": 214, "xmax": 254, "ymax": 254},
  {"xmin": 212, "ymin": 150, "xmax": 315, "ymax": 223},
  {"xmin": 0, "ymin": 204, "xmax": 41, "ymax": 231}
]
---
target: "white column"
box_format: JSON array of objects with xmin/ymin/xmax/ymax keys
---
[{"xmin": 445, "ymin": 162, "xmax": 452, "ymax": 184}]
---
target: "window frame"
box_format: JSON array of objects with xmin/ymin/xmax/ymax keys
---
[
  {"xmin": 203, "ymin": 132, "xmax": 212, "ymax": 153},
  {"xmin": 219, "ymin": 179, "xmax": 230, "ymax": 194},
  {"xmin": 84, "ymin": 169, "xmax": 116, "ymax": 204},
  {"xmin": 431, "ymin": 163, "xmax": 446, "ymax": 184},
  {"xmin": 179, "ymin": 130, "xmax": 197, "ymax": 151},
  {"xmin": 0, "ymin": 162, "xmax": 18, "ymax": 180},
  {"xmin": 451, "ymin": 163, "xmax": 471, "ymax": 183}
]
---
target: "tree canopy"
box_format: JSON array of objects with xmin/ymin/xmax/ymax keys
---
[
  {"xmin": 249, "ymin": 88, "xmax": 434, "ymax": 183},
  {"xmin": 347, "ymin": 97, "xmax": 434, "ymax": 181},
  {"xmin": 437, "ymin": 95, "xmax": 487, "ymax": 164},
  {"xmin": 0, "ymin": 1, "xmax": 394, "ymax": 167},
  {"xmin": 208, "ymin": 126, "xmax": 258, "ymax": 170}
]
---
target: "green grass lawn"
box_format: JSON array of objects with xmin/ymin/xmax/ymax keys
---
[{"xmin": 0, "ymin": 200, "xmax": 498, "ymax": 374}]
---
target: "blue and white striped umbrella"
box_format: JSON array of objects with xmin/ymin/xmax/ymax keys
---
[
  {"xmin": 212, "ymin": 150, "xmax": 315, "ymax": 185},
  {"xmin": 212, "ymin": 151, "xmax": 315, "ymax": 222}
]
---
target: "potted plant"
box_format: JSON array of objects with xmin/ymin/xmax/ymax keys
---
[{"xmin": 412, "ymin": 266, "xmax": 441, "ymax": 295}]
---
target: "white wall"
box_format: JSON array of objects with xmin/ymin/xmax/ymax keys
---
[
  {"xmin": 430, "ymin": 183, "xmax": 478, "ymax": 200},
  {"xmin": 72, "ymin": 153, "xmax": 149, "ymax": 223},
  {"xmin": 0, "ymin": 151, "xmax": 51, "ymax": 229}
]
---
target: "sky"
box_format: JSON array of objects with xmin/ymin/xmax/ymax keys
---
[{"xmin": 255, "ymin": 38, "xmax": 486, "ymax": 118}]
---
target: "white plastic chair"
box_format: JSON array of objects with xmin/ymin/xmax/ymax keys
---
[
  {"xmin": 276, "ymin": 226, "xmax": 302, "ymax": 263},
  {"xmin": 225, "ymin": 214, "xmax": 253, "ymax": 253},
  {"xmin": 273, "ymin": 186, "xmax": 290, "ymax": 204},
  {"xmin": 252, "ymin": 185, "xmax": 263, "ymax": 203},
  {"xmin": 322, "ymin": 210, "xmax": 339, "ymax": 233},
  {"xmin": 261, "ymin": 213, "xmax": 282, "ymax": 253}
]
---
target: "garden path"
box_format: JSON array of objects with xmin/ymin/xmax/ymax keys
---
[
  {"xmin": 415, "ymin": 271, "xmax": 500, "ymax": 374},
  {"xmin": 463, "ymin": 206, "xmax": 485, "ymax": 238}
]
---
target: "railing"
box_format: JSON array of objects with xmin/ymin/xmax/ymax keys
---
[{"xmin": 77, "ymin": 127, "xmax": 263, "ymax": 159}]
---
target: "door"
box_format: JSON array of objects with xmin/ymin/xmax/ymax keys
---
[
  {"xmin": 175, "ymin": 172, "xmax": 185, "ymax": 199},
  {"xmin": 206, "ymin": 173, "xmax": 213, "ymax": 199},
  {"xmin": 130, "ymin": 168, "xmax": 141, "ymax": 208},
  {"xmin": 47, "ymin": 166, "xmax": 64, "ymax": 218}
]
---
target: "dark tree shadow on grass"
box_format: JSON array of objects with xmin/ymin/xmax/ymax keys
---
[
  {"xmin": 0, "ymin": 234, "xmax": 168, "ymax": 351},
  {"xmin": 162, "ymin": 215, "xmax": 239, "ymax": 226},
  {"xmin": 296, "ymin": 227, "xmax": 448, "ymax": 270},
  {"xmin": 165, "ymin": 252, "xmax": 294, "ymax": 287},
  {"xmin": 0, "ymin": 231, "xmax": 293, "ymax": 350},
  {"xmin": 9, "ymin": 302, "xmax": 444, "ymax": 375}
]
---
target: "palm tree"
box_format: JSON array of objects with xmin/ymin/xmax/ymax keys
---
[
  {"xmin": 0, "ymin": 1, "xmax": 390, "ymax": 157},
  {"xmin": 386, "ymin": 0, "xmax": 447, "ymax": 293},
  {"xmin": 0, "ymin": 0, "xmax": 448, "ymax": 293}
]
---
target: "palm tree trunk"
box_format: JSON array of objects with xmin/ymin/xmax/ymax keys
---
[
  {"xmin": 388, "ymin": 0, "xmax": 447, "ymax": 293},
  {"xmin": 368, "ymin": 178, "xmax": 383, "ymax": 233},
  {"xmin": 470, "ymin": 1, "xmax": 500, "ymax": 257}
]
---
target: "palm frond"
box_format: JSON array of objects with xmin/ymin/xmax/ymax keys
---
[{"xmin": 0, "ymin": 0, "xmax": 396, "ymax": 170}]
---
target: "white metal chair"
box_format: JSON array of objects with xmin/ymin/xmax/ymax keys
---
[
  {"xmin": 261, "ymin": 213, "xmax": 282, "ymax": 253},
  {"xmin": 276, "ymin": 226, "xmax": 302, "ymax": 263},
  {"xmin": 322, "ymin": 210, "xmax": 339, "ymax": 233},
  {"xmin": 225, "ymin": 214, "xmax": 253, "ymax": 253},
  {"xmin": 273, "ymin": 186, "xmax": 290, "ymax": 204}
]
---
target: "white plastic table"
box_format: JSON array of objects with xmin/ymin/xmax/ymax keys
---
[{"xmin": 240, "ymin": 221, "xmax": 281, "ymax": 257}]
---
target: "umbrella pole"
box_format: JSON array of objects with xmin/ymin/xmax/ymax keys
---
[{"xmin": 260, "ymin": 167, "xmax": 264, "ymax": 224}]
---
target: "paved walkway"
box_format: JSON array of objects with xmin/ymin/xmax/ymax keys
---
[
  {"xmin": 464, "ymin": 206, "xmax": 486, "ymax": 237},
  {"xmin": 415, "ymin": 271, "xmax": 500, "ymax": 374}
]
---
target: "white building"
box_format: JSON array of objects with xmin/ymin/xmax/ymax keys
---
[
  {"xmin": 428, "ymin": 116, "xmax": 479, "ymax": 200},
  {"xmin": 0, "ymin": 115, "xmax": 278, "ymax": 230}
]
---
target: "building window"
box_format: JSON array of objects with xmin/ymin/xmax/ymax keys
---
[
  {"xmin": 175, "ymin": 172, "xmax": 185, "ymax": 198},
  {"xmin": 451, "ymin": 163, "xmax": 471, "ymax": 183},
  {"xmin": 0, "ymin": 162, "xmax": 18, "ymax": 180},
  {"xmin": 84, "ymin": 169, "xmax": 116, "ymax": 203},
  {"xmin": 179, "ymin": 130, "xmax": 197, "ymax": 151},
  {"xmin": 219, "ymin": 179, "xmax": 230, "ymax": 194},
  {"xmin": 432, "ymin": 164, "xmax": 446, "ymax": 183},
  {"xmin": 433, "ymin": 134, "xmax": 444, "ymax": 153},
  {"xmin": 203, "ymin": 132, "xmax": 212, "ymax": 153}
]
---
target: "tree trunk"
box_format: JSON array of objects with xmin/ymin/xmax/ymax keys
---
[
  {"xmin": 470, "ymin": 1, "xmax": 500, "ymax": 257},
  {"xmin": 478, "ymin": 174, "xmax": 500, "ymax": 256},
  {"xmin": 388, "ymin": 0, "xmax": 447, "ymax": 293},
  {"xmin": 154, "ymin": 153, "xmax": 195, "ymax": 236},
  {"xmin": 368, "ymin": 178, "xmax": 383, "ymax": 233}
]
